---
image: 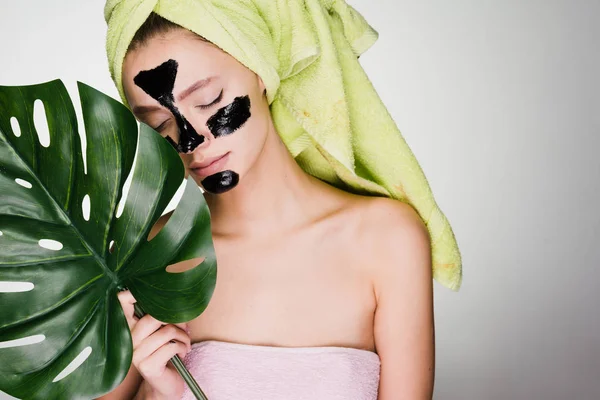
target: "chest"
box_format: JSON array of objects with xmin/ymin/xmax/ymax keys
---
[{"xmin": 188, "ymin": 230, "xmax": 376, "ymax": 348}]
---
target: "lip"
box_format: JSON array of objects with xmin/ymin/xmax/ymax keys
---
[{"xmin": 190, "ymin": 152, "xmax": 230, "ymax": 177}]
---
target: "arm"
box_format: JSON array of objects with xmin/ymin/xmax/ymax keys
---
[{"xmin": 371, "ymin": 201, "xmax": 435, "ymax": 400}]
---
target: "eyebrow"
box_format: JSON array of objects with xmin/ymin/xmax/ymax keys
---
[
  {"xmin": 176, "ymin": 77, "xmax": 216, "ymax": 102},
  {"xmin": 132, "ymin": 104, "xmax": 163, "ymax": 115}
]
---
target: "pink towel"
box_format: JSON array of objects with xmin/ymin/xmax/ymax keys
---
[{"xmin": 181, "ymin": 340, "xmax": 381, "ymax": 400}]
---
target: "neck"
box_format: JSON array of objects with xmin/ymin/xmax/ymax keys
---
[{"xmin": 203, "ymin": 125, "xmax": 328, "ymax": 238}]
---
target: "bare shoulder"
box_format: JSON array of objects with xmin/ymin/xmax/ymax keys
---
[
  {"xmin": 349, "ymin": 195, "xmax": 430, "ymax": 249},
  {"xmin": 343, "ymin": 195, "xmax": 432, "ymax": 296}
]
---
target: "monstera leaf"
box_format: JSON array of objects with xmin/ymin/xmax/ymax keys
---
[{"xmin": 0, "ymin": 80, "xmax": 217, "ymax": 399}]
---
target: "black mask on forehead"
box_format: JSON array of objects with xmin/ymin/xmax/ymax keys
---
[{"xmin": 134, "ymin": 59, "xmax": 204, "ymax": 153}]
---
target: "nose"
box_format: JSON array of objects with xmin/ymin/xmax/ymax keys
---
[
  {"xmin": 176, "ymin": 108, "xmax": 215, "ymax": 154},
  {"xmin": 179, "ymin": 133, "xmax": 205, "ymax": 154},
  {"xmin": 181, "ymin": 128, "xmax": 215, "ymax": 155},
  {"xmin": 177, "ymin": 117, "xmax": 211, "ymax": 154}
]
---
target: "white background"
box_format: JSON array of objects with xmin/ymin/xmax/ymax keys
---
[{"xmin": 1, "ymin": 0, "xmax": 599, "ymax": 399}]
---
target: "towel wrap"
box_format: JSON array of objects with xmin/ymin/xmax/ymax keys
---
[{"xmin": 181, "ymin": 340, "xmax": 381, "ymax": 399}]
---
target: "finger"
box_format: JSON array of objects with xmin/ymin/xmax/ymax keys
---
[
  {"xmin": 173, "ymin": 322, "xmax": 190, "ymax": 334},
  {"xmin": 132, "ymin": 325, "xmax": 191, "ymax": 365},
  {"xmin": 131, "ymin": 315, "xmax": 163, "ymax": 347},
  {"xmin": 137, "ymin": 341, "xmax": 189, "ymax": 379},
  {"xmin": 152, "ymin": 319, "xmax": 189, "ymax": 335},
  {"xmin": 117, "ymin": 289, "xmax": 136, "ymax": 305},
  {"xmin": 116, "ymin": 290, "xmax": 138, "ymax": 329}
]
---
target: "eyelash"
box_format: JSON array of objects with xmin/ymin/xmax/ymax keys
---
[
  {"xmin": 155, "ymin": 120, "xmax": 169, "ymax": 132},
  {"xmin": 153, "ymin": 89, "xmax": 224, "ymax": 131},
  {"xmin": 197, "ymin": 89, "xmax": 223, "ymax": 110}
]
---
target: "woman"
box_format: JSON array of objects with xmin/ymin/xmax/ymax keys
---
[{"xmin": 99, "ymin": 1, "xmax": 459, "ymax": 398}]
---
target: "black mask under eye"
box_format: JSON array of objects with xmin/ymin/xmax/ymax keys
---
[
  {"xmin": 206, "ymin": 95, "xmax": 251, "ymax": 138},
  {"xmin": 134, "ymin": 59, "xmax": 205, "ymax": 153}
]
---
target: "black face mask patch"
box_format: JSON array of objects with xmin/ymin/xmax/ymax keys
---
[
  {"xmin": 201, "ymin": 170, "xmax": 240, "ymax": 194},
  {"xmin": 134, "ymin": 59, "xmax": 205, "ymax": 153},
  {"xmin": 206, "ymin": 95, "xmax": 251, "ymax": 138}
]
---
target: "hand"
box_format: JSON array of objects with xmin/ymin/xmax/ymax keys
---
[{"xmin": 117, "ymin": 290, "xmax": 192, "ymax": 399}]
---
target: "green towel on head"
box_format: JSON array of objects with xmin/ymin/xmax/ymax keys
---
[{"xmin": 104, "ymin": 0, "xmax": 463, "ymax": 291}]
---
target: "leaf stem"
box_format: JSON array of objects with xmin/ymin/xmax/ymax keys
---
[{"xmin": 133, "ymin": 303, "xmax": 208, "ymax": 400}]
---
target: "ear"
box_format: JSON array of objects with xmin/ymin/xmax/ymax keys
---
[{"xmin": 257, "ymin": 75, "xmax": 266, "ymax": 96}]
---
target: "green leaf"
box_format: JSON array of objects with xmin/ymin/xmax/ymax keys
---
[{"xmin": 0, "ymin": 80, "xmax": 217, "ymax": 399}]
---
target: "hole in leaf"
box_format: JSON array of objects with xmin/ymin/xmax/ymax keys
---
[
  {"xmin": 115, "ymin": 181, "xmax": 128, "ymax": 219},
  {"xmin": 68, "ymin": 84, "xmax": 89, "ymax": 175},
  {"xmin": 115, "ymin": 137, "xmax": 140, "ymax": 219},
  {"xmin": 15, "ymin": 178, "xmax": 32, "ymax": 189},
  {"xmin": 33, "ymin": 99, "xmax": 51, "ymax": 148},
  {"xmin": 38, "ymin": 239, "xmax": 63, "ymax": 251},
  {"xmin": 10, "ymin": 117, "xmax": 21, "ymax": 137},
  {"xmin": 0, "ymin": 281, "xmax": 34, "ymax": 292},
  {"xmin": 166, "ymin": 256, "xmax": 206, "ymax": 273},
  {"xmin": 108, "ymin": 240, "xmax": 115, "ymax": 254},
  {"xmin": 0, "ymin": 334, "xmax": 45, "ymax": 349},
  {"xmin": 162, "ymin": 179, "xmax": 187, "ymax": 216},
  {"xmin": 0, "ymin": 389, "xmax": 19, "ymax": 400},
  {"xmin": 82, "ymin": 194, "xmax": 91, "ymax": 221},
  {"xmin": 0, "ymin": 231, "xmax": 3, "ymax": 236},
  {"xmin": 52, "ymin": 346, "xmax": 93, "ymax": 383},
  {"xmin": 147, "ymin": 212, "xmax": 173, "ymax": 241}
]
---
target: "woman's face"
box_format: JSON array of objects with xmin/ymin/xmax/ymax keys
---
[{"xmin": 122, "ymin": 29, "xmax": 270, "ymax": 194}]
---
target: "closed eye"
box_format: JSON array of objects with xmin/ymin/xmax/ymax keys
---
[
  {"xmin": 153, "ymin": 119, "xmax": 170, "ymax": 132},
  {"xmin": 197, "ymin": 89, "xmax": 223, "ymax": 110}
]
